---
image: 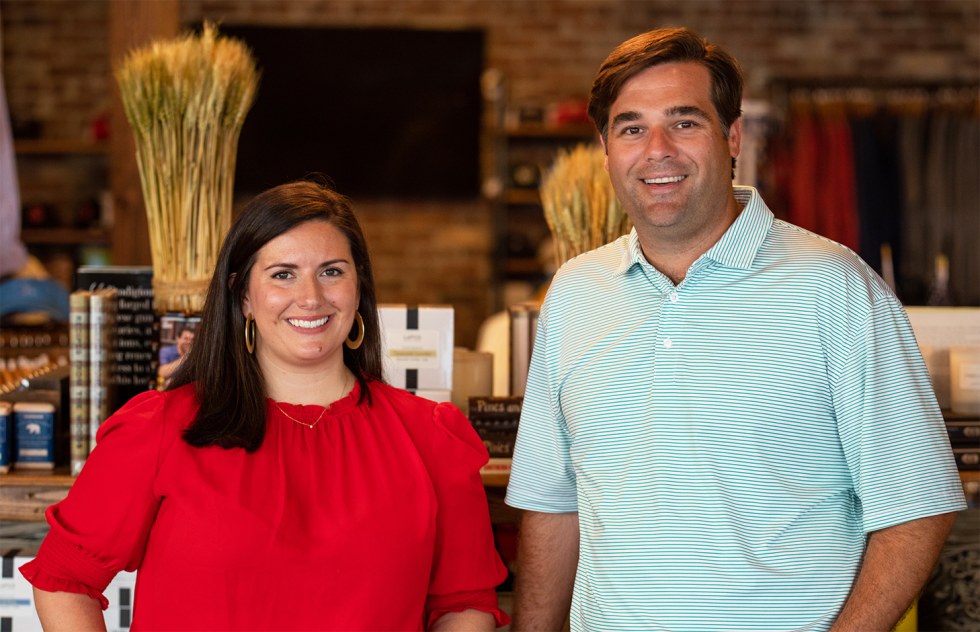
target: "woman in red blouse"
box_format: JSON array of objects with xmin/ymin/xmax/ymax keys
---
[{"xmin": 24, "ymin": 181, "xmax": 509, "ymax": 631}]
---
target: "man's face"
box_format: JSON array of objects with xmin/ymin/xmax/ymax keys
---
[
  {"xmin": 176, "ymin": 330, "xmax": 195, "ymax": 356},
  {"xmin": 602, "ymin": 62, "xmax": 740, "ymax": 242}
]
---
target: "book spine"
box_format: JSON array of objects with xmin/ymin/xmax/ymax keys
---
[
  {"xmin": 89, "ymin": 292, "xmax": 110, "ymax": 452},
  {"xmin": 69, "ymin": 291, "xmax": 92, "ymax": 475},
  {"xmin": 476, "ymin": 428, "xmax": 519, "ymax": 458},
  {"xmin": 467, "ymin": 396, "xmax": 524, "ymax": 421},
  {"xmin": 953, "ymin": 449, "xmax": 979, "ymax": 471},
  {"xmin": 104, "ymin": 289, "xmax": 118, "ymax": 427},
  {"xmin": 946, "ymin": 422, "xmax": 980, "ymax": 446}
]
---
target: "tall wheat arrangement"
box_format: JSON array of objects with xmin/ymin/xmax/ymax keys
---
[
  {"xmin": 539, "ymin": 144, "xmax": 631, "ymax": 268},
  {"xmin": 116, "ymin": 23, "xmax": 259, "ymax": 312}
]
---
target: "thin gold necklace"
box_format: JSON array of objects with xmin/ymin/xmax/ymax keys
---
[{"xmin": 274, "ymin": 372, "xmax": 352, "ymax": 429}]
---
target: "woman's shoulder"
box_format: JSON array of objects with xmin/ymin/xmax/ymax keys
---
[
  {"xmin": 367, "ymin": 380, "xmax": 440, "ymax": 415},
  {"xmin": 98, "ymin": 384, "xmax": 198, "ymax": 447},
  {"xmin": 366, "ymin": 381, "xmax": 487, "ymax": 463}
]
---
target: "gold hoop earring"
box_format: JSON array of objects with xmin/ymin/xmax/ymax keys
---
[
  {"xmin": 245, "ymin": 313, "xmax": 256, "ymax": 354},
  {"xmin": 345, "ymin": 311, "xmax": 365, "ymax": 350}
]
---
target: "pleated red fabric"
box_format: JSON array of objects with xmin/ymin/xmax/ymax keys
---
[{"xmin": 21, "ymin": 381, "xmax": 509, "ymax": 631}]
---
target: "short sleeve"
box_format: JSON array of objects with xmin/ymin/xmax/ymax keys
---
[
  {"xmin": 423, "ymin": 403, "xmax": 510, "ymax": 628},
  {"xmin": 831, "ymin": 293, "xmax": 966, "ymax": 532},
  {"xmin": 19, "ymin": 389, "xmax": 181, "ymax": 609},
  {"xmin": 506, "ymin": 297, "xmax": 578, "ymax": 513}
]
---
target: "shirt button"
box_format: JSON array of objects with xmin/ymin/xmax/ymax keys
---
[
  {"xmin": 663, "ymin": 338, "xmax": 673, "ymax": 349},
  {"xmin": 669, "ymin": 292, "xmax": 679, "ymax": 303}
]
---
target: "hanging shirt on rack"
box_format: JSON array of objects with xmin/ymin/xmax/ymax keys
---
[
  {"xmin": 850, "ymin": 114, "xmax": 904, "ymax": 286},
  {"xmin": 0, "ymin": 57, "xmax": 29, "ymax": 277},
  {"xmin": 816, "ymin": 111, "xmax": 860, "ymax": 252}
]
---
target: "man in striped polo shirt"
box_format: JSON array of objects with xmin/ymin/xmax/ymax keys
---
[{"xmin": 505, "ymin": 27, "xmax": 965, "ymax": 632}]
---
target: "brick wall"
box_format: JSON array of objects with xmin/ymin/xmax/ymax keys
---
[
  {"xmin": 3, "ymin": 0, "xmax": 978, "ymax": 346},
  {"xmin": 1, "ymin": 0, "xmax": 109, "ymax": 140}
]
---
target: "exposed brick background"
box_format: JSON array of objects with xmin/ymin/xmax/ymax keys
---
[
  {"xmin": 1, "ymin": 0, "xmax": 109, "ymax": 140},
  {"xmin": 3, "ymin": 0, "xmax": 978, "ymax": 347}
]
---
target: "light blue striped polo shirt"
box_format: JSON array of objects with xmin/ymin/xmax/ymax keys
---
[{"xmin": 505, "ymin": 186, "xmax": 965, "ymax": 631}]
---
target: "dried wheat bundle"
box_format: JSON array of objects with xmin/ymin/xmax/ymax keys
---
[
  {"xmin": 539, "ymin": 144, "xmax": 631, "ymax": 268},
  {"xmin": 116, "ymin": 23, "xmax": 259, "ymax": 312}
]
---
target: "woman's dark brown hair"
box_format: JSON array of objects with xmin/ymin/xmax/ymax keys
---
[{"xmin": 169, "ymin": 179, "xmax": 384, "ymax": 452}]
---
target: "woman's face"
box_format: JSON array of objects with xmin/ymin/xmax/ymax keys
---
[{"xmin": 242, "ymin": 220, "xmax": 360, "ymax": 374}]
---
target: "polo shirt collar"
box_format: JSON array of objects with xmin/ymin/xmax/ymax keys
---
[
  {"xmin": 703, "ymin": 186, "xmax": 774, "ymax": 270},
  {"xmin": 614, "ymin": 186, "xmax": 774, "ymax": 276},
  {"xmin": 615, "ymin": 229, "xmax": 646, "ymax": 276}
]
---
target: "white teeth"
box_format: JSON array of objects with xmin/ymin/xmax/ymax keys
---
[
  {"xmin": 643, "ymin": 175, "xmax": 685, "ymax": 184},
  {"xmin": 288, "ymin": 316, "xmax": 329, "ymax": 329}
]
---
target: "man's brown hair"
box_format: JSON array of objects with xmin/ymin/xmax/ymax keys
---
[{"xmin": 588, "ymin": 27, "xmax": 744, "ymax": 148}]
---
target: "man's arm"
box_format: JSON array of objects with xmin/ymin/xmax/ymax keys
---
[
  {"xmin": 831, "ymin": 511, "xmax": 957, "ymax": 632},
  {"xmin": 511, "ymin": 510, "xmax": 579, "ymax": 632}
]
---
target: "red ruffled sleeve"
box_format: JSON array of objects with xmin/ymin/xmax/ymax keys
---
[
  {"xmin": 19, "ymin": 388, "xmax": 187, "ymax": 609},
  {"xmin": 421, "ymin": 401, "xmax": 510, "ymax": 628}
]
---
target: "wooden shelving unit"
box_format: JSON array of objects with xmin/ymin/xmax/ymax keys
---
[
  {"xmin": 505, "ymin": 123, "xmax": 597, "ymax": 140},
  {"xmin": 0, "ymin": 467, "xmax": 73, "ymax": 521},
  {"xmin": 14, "ymin": 139, "xmax": 110, "ymax": 155},
  {"xmin": 491, "ymin": 122, "xmax": 597, "ymax": 296},
  {"xmin": 20, "ymin": 227, "xmax": 111, "ymax": 245},
  {"xmin": 0, "ymin": 466, "xmax": 73, "ymax": 486},
  {"xmin": 505, "ymin": 189, "xmax": 540, "ymax": 205},
  {"xmin": 0, "ymin": 465, "xmax": 511, "ymax": 521}
]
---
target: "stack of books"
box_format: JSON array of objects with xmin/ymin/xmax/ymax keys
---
[
  {"xmin": 76, "ymin": 266, "xmax": 156, "ymax": 407},
  {"xmin": 946, "ymin": 413, "xmax": 980, "ymax": 471},
  {"xmin": 68, "ymin": 289, "xmax": 118, "ymax": 475},
  {"xmin": 468, "ymin": 396, "xmax": 522, "ymax": 477}
]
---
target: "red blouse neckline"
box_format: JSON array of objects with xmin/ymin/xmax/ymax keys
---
[{"xmin": 266, "ymin": 379, "xmax": 363, "ymax": 421}]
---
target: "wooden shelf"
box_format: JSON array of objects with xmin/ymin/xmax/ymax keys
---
[
  {"xmin": 0, "ymin": 467, "xmax": 72, "ymax": 521},
  {"xmin": 20, "ymin": 227, "xmax": 111, "ymax": 245},
  {"xmin": 503, "ymin": 257, "xmax": 544, "ymax": 275},
  {"xmin": 480, "ymin": 458, "xmax": 511, "ymax": 488},
  {"xmin": 959, "ymin": 470, "xmax": 979, "ymax": 484},
  {"xmin": 481, "ymin": 471, "xmax": 510, "ymax": 488},
  {"xmin": 506, "ymin": 189, "xmax": 541, "ymax": 205},
  {"xmin": 0, "ymin": 466, "xmax": 73, "ymax": 487},
  {"xmin": 506, "ymin": 123, "xmax": 596, "ymax": 139},
  {"xmin": 14, "ymin": 139, "xmax": 110, "ymax": 155}
]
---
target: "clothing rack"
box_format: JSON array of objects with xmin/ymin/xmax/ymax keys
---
[{"xmin": 761, "ymin": 80, "xmax": 980, "ymax": 307}]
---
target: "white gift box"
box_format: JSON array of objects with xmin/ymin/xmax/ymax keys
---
[
  {"xmin": 407, "ymin": 389, "xmax": 452, "ymax": 404},
  {"xmin": 379, "ymin": 305, "xmax": 454, "ymax": 391}
]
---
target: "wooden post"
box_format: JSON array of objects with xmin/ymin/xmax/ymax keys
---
[{"xmin": 108, "ymin": 0, "xmax": 179, "ymax": 266}]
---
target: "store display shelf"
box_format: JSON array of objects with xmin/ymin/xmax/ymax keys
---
[
  {"xmin": 481, "ymin": 470, "xmax": 510, "ymax": 488},
  {"xmin": 506, "ymin": 189, "xmax": 541, "ymax": 205},
  {"xmin": 960, "ymin": 470, "xmax": 979, "ymax": 484},
  {"xmin": 0, "ymin": 467, "xmax": 73, "ymax": 521},
  {"xmin": 14, "ymin": 139, "xmax": 110, "ymax": 155},
  {"xmin": 0, "ymin": 466, "xmax": 73, "ymax": 487},
  {"xmin": 21, "ymin": 227, "xmax": 111, "ymax": 245},
  {"xmin": 503, "ymin": 258, "xmax": 544, "ymax": 275},
  {"xmin": 506, "ymin": 123, "xmax": 596, "ymax": 139}
]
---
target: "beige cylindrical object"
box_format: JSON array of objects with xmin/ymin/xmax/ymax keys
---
[
  {"xmin": 918, "ymin": 343, "xmax": 934, "ymax": 377},
  {"xmin": 452, "ymin": 348, "xmax": 493, "ymax": 417},
  {"xmin": 950, "ymin": 345, "xmax": 980, "ymax": 415}
]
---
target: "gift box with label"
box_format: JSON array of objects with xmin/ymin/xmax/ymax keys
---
[{"xmin": 379, "ymin": 305, "xmax": 454, "ymax": 391}]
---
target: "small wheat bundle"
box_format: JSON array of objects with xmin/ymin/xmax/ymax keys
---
[
  {"xmin": 116, "ymin": 23, "xmax": 259, "ymax": 312},
  {"xmin": 539, "ymin": 144, "xmax": 631, "ymax": 268}
]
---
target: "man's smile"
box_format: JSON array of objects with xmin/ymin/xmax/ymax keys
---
[{"xmin": 642, "ymin": 175, "xmax": 687, "ymax": 184}]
